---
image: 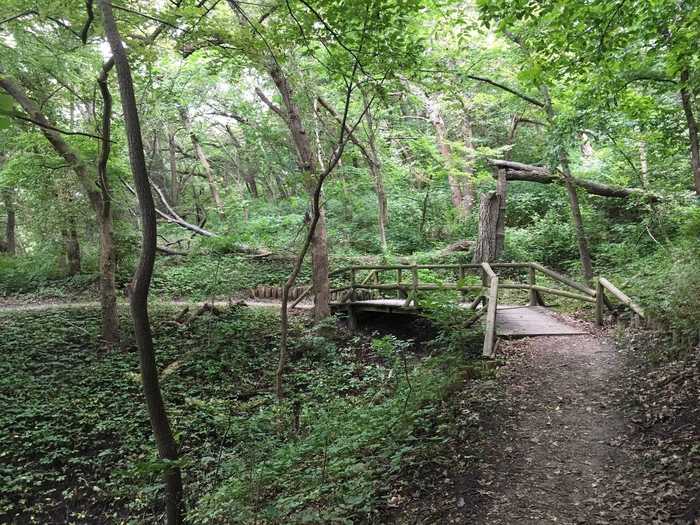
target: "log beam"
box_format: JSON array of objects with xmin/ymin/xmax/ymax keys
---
[{"xmin": 488, "ymin": 159, "xmax": 658, "ymax": 200}]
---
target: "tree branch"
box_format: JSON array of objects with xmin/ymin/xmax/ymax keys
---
[
  {"xmin": 465, "ymin": 74, "xmax": 545, "ymax": 108},
  {"xmin": 255, "ymin": 87, "xmax": 287, "ymax": 121}
]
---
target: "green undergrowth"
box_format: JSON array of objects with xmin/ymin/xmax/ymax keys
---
[{"xmin": 0, "ymin": 304, "xmax": 487, "ymax": 524}]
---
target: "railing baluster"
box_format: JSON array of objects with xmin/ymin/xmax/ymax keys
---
[{"xmin": 411, "ymin": 264, "xmax": 418, "ymax": 307}]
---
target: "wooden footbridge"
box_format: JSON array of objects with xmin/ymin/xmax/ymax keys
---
[{"xmin": 328, "ymin": 262, "xmax": 644, "ymax": 357}]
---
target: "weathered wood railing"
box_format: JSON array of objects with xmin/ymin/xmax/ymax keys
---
[{"xmin": 327, "ymin": 261, "xmax": 643, "ymax": 357}]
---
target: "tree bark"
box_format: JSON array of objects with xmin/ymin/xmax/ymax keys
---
[
  {"xmin": 461, "ymin": 111, "xmax": 477, "ymax": 212},
  {"xmin": 495, "ymin": 169, "xmax": 508, "ymax": 257},
  {"xmin": 179, "ymin": 106, "xmax": 225, "ymax": 218},
  {"xmin": 488, "ymin": 159, "xmax": 657, "ymax": 199},
  {"xmin": 539, "ymin": 85, "xmax": 594, "ymax": 283},
  {"xmin": 680, "ymin": 69, "xmax": 700, "ymax": 195},
  {"xmin": 317, "ymin": 94, "xmax": 388, "ymax": 251},
  {"xmin": 2, "ymin": 188, "xmax": 16, "ymax": 255},
  {"xmin": 166, "ymin": 128, "xmax": 180, "ymax": 207},
  {"xmin": 472, "ymin": 192, "xmax": 500, "ymax": 263},
  {"xmin": 63, "ymin": 222, "xmax": 81, "ymax": 275},
  {"xmin": 426, "ymin": 95, "xmax": 471, "ymax": 216},
  {"xmin": 98, "ymin": 2, "xmax": 183, "ymax": 523},
  {"xmin": 97, "ymin": 63, "xmax": 119, "ymax": 347},
  {"xmin": 266, "ymin": 64, "xmax": 330, "ymax": 320}
]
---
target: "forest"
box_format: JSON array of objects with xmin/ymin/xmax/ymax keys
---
[{"xmin": 0, "ymin": 0, "xmax": 698, "ymax": 524}]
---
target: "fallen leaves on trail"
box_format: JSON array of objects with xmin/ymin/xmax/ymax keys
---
[{"xmin": 615, "ymin": 334, "xmax": 700, "ymax": 525}]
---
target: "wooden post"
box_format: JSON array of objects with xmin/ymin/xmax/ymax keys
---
[
  {"xmin": 350, "ymin": 268, "xmax": 356, "ymax": 302},
  {"xmin": 459, "ymin": 264, "xmax": 467, "ymax": 303},
  {"xmin": 347, "ymin": 305, "xmax": 358, "ymax": 332},
  {"xmin": 595, "ymin": 278, "xmax": 604, "ymax": 326},
  {"xmin": 411, "ymin": 264, "xmax": 418, "ymax": 307},
  {"xmin": 528, "ymin": 264, "xmax": 539, "ymax": 306},
  {"xmin": 481, "ymin": 263, "xmax": 499, "ymax": 357}
]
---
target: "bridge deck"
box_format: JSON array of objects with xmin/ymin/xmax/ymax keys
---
[
  {"xmin": 331, "ymin": 300, "xmax": 586, "ymax": 337},
  {"xmin": 495, "ymin": 306, "xmax": 586, "ymax": 336}
]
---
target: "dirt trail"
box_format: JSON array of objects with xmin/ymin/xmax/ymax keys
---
[{"xmin": 475, "ymin": 334, "xmax": 632, "ymax": 524}]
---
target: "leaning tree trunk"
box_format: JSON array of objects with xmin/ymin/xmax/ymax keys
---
[
  {"xmin": 166, "ymin": 128, "xmax": 180, "ymax": 207},
  {"xmin": 179, "ymin": 106, "xmax": 225, "ymax": 218},
  {"xmin": 267, "ymin": 63, "xmax": 331, "ymax": 319},
  {"xmin": 560, "ymin": 152, "xmax": 594, "ymax": 283},
  {"xmin": 99, "ymin": 1, "xmax": 183, "ymax": 523},
  {"xmin": 461, "ymin": 110, "xmax": 477, "ymax": 212},
  {"xmin": 364, "ymin": 97, "xmax": 389, "ymax": 252},
  {"xmin": 539, "ymin": 85, "xmax": 594, "ymax": 284},
  {"xmin": 426, "ymin": 95, "xmax": 470, "ymax": 217},
  {"xmin": 472, "ymin": 192, "xmax": 500, "ymax": 263},
  {"xmin": 680, "ymin": 69, "xmax": 700, "ymax": 195},
  {"xmin": 317, "ymin": 93, "xmax": 389, "ymax": 251},
  {"xmin": 2, "ymin": 188, "xmax": 16, "ymax": 255}
]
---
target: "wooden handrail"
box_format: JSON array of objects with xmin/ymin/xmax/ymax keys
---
[
  {"xmin": 598, "ymin": 277, "xmax": 645, "ymax": 318},
  {"xmin": 529, "ymin": 262, "xmax": 595, "ymax": 297}
]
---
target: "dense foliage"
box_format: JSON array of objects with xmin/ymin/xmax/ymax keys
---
[{"xmin": 0, "ymin": 306, "xmax": 486, "ymax": 523}]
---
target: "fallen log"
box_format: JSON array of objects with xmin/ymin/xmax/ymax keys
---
[
  {"xmin": 488, "ymin": 159, "xmax": 659, "ymax": 200},
  {"xmin": 121, "ymin": 177, "xmax": 273, "ymax": 256},
  {"xmin": 156, "ymin": 246, "xmax": 188, "ymax": 256}
]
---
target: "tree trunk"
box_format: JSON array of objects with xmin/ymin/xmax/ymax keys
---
[
  {"xmin": 561, "ymin": 156, "xmax": 594, "ymax": 283},
  {"xmin": 461, "ymin": 111, "xmax": 477, "ymax": 212},
  {"xmin": 224, "ymin": 125, "xmax": 259, "ymax": 198},
  {"xmin": 317, "ymin": 93, "xmax": 389, "ymax": 251},
  {"xmin": 63, "ymin": 222, "xmax": 81, "ymax": 275},
  {"xmin": 97, "ymin": 63, "xmax": 119, "ymax": 347},
  {"xmin": 680, "ymin": 69, "xmax": 700, "ymax": 195},
  {"xmin": 472, "ymin": 191, "xmax": 500, "ymax": 263},
  {"xmin": 267, "ymin": 63, "xmax": 330, "ymax": 319},
  {"xmin": 179, "ymin": 106, "xmax": 225, "ymax": 218},
  {"xmin": 363, "ymin": 95, "xmax": 389, "ymax": 252},
  {"xmin": 495, "ymin": 169, "xmax": 507, "ymax": 257},
  {"xmin": 489, "ymin": 159, "xmax": 657, "ymax": 199},
  {"xmin": 426, "ymin": 96, "xmax": 469, "ymax": 216},
  {"xmin": 99, "ymin": 2, "xmax": 183, "ymax": 523},
  {"xmin": 167, "ymin": 129, "xmax": 180, "ymax": 207},
  {"xmin": 539, "ymin": 85, "xmax": 594, "ymax": 284},
  {"xmin": 2, "ymin": 188, "xmax": 16, "ymax": 255}
]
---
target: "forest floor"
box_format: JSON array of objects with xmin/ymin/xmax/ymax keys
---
[
  {"xmin": 2, "ymin": 297, "xmax": 697, "ymax": 523},
  {"xmin": 392, "ymin": 326, "xmax": 700, "ymax": 524}
]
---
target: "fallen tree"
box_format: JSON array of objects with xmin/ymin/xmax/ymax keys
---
[
  {"xmin": 488, "ymin": 159, "xmax": 659, "ymax": 200},
  {"xmin": 121, "ymin": 178, "xmax": 272, "ymax": 256}
]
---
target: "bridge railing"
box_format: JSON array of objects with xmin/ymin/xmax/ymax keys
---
[
  {"xmin": 328, "ymin": 262, "xmax": 644, "ymax": 354},
  {"xmin": 329, "ymin": 262, "xmax": 599, "ymax": 308}
]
